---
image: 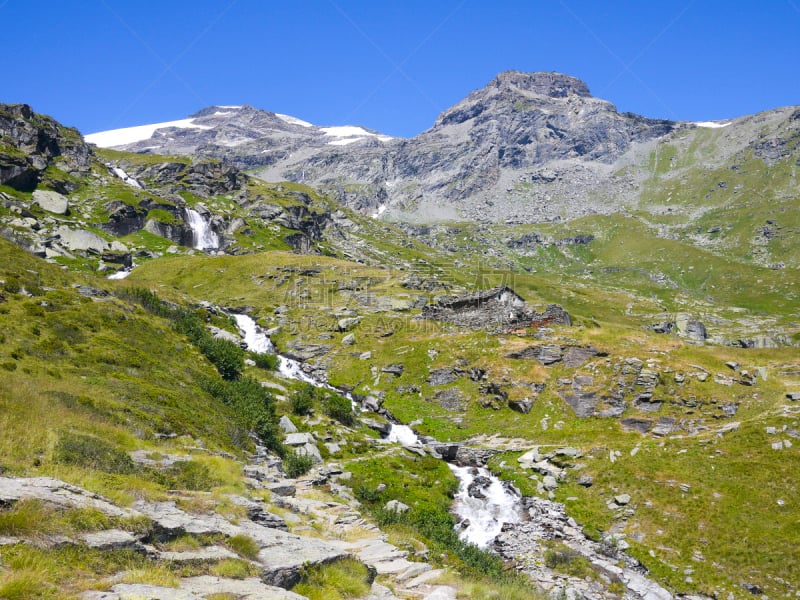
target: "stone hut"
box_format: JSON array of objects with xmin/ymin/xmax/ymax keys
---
[{"xmin": 421, "ymin": 286, "xmax": 570, "ymax": 331}]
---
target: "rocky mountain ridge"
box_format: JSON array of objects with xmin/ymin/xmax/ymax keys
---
[{"xmin": 85, "ymin": 71, "xmax": 800, "ymax": 225}]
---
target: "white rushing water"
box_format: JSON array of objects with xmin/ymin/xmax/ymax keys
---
[
  {"xmin": 449, "ymin": 464, "xmax": 522, "ymax": 548},
  {"xmin": 233, "ymin": 314, "xmax": 274, "ymax": 353},
  {"xmin": 387, "ymin": 424, "xmax": 419, "ymax": 446},
  {"xmin": 185, "ymin": 208, "xmax": 219, "ymax": 250},
  {"xmin": 232, "ymin": 314, "xmax": 340, "ymax": 387},
  {"xmin": 107, "ymin": 268, "xmax": 132, "ymax": 280}
]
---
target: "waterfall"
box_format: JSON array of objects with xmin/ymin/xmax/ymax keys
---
[
  {"xmin": 449, "ymin": 464, "xmax": 522, "ymax": 548},
  {"xmin": 185, "ymin": 208, "xmax": 219, "ymax": 250},
  {"xmin": 386, "ymin": 424, "xmax": 419, "ymax": 446},
  {"xmin": 233, "ymin": 314, "xmax": 346, "ymax": 389},
  {"xmin": 233, "ymin": 314, "xmax": 275, "ymax": 354}
]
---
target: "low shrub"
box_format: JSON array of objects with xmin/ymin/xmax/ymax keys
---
[
  {"xmin": 293, "ymin": 558, "xmax": 372, "ymax": 600},
  {"xmin": 54, "ymin": 431, "xmax": 135, "ymax": 474},
  {"xmin": 251, "ymin": 351, "xmax": 278, "ymax": 371},
  {"xmin": 321, "ymin": 392, "xmax": 355, "ymax": 427},
  {"xmin": 226, "ymin": 534, "xmax": 260, "ymax": 560},
  {"xmin": 283, "ymin": 450, "xmax": 314, "ymax": 478},
  {"xmin": 290, "ymin": 385, "xmax": 315, "ymax": 416}
]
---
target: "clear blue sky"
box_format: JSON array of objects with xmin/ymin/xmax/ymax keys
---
[{"xmin": 2, "ymin": 0, "xmax": 799, "ymax": 138}]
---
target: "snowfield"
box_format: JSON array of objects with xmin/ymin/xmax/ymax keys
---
[{"xmin": 85, "ymin": 119, "xmax": 212, "ymax": 147}]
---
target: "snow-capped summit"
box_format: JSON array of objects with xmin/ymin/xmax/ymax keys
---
[{"xmin": 85, "ymin": 105, "xmax": 394, "ymax": 155}]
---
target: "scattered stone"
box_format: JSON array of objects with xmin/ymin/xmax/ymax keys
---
[
  {"xmin": 80, "ymin": 529, "xmax": 140, "ymax": 551},
  {"xmin": 341, "ymin": 333, "xmax": 355, "ymax": 345},
  {"xmin": 563, "ymin": 346, "xmax": 599, "ymax": 368},
  {"xmin": 265, "ymin": 482, "xmax": 297, "ymax": 497},
  {"xmin": 32, "ymin": 190, "xmax": 69, "ymax": 214},
  {"xmin": 679, "ymin": 484, "xmax": 691, "ymax": 493},
  {"xmin": 279, "ymin": 415, "xmax": 298, "ymax": 433},
  {"xmin": 577, "ymin": 474, "xmax": 593, "ymax": 487},
  {"xmin": 284, "ymin": 432, "xmax": 314, "ymax": 446},
  {"xmin": 786, "ymin": 392, "xmax": 800, "ymax": 401},
  {"xmin": 542, "ymin": 475, "xmax": 558, "ymax": 491},
  {"xmin": 359, "ymin": 351, "xmax": 372, "ymax": 360},
  {"xmin": 508, "ymin": 398, "xmax": 533, "ymax": 414},
  {"xmin": 742, "ymin": 583, "xmax": 763, "ymax": 595},
  {"xmin": 337, "ymin": 317, "xmax": 361, "ymax": 331},
  {"xmin": 384, "ymin": 500, "xmax": 410, "ymax": 514},
  {"xmin": 382, "ymin": 364, "xmax": 405, "ymax": 377},
  {"xmin": 651, "ymin": 417, "xmax": 675, "ymax": 437},
  {"xmin": 717, "ymin": 421, "xmax": 740, "ymax": 435},
  {"xmin": 726, "ymin": 361, "xmax": 740, "ymax": 371},
  {"xmin": 614, "ymin": 494, "xmax": 631, "ymax": 505},
  {"xmin": 621, "ymin": 418, "xmax": 652, "ymax": 434},
  {"xmin": 427, "ymin": 368, "xmax": 460, "ymax": 386},
  {"xmin": 507, "ymin": 344, "xmax": 563, "ymax": 365}
]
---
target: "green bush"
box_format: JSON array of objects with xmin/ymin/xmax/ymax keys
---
[
  {"xmin": 284, "ymin": 450, "xmax": 314, "ymax": 478},
  {"xmin": 198, "ymin": 336, "xmax": 245, "ymax": 380},
  {"xmin": 54, "ymin": 432, "xmax": 135, "ymax": 474},
  {"xmin": 290, "ymin": 385, "xmax": 315, "ymax": 416},
  {"xmin": 321, "ymin": 392, "xmax": 354, "ymax": 427},
  {"xmin": 252, "ymin": 351, "xmax": 278, "ymax": 371},
  {"xmin": 293, "ymin": 558, "xmax": 372, "ymax": 600},
  {"xmin": 200, "ymin": 376, "xmax": 282, "ymax": 454},
  {"xmin": 153, "ymin": 460, "xmax": 220, "ymax": 491}
]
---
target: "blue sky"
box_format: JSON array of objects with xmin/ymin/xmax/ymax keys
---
[{"xmin": 2, "ymin": 1, "xmax": 799, "ymax": 137}]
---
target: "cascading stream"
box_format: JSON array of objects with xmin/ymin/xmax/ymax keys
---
[
  {"xmin": 232, "ymin": 312, "xmax": 523, "ymax": 549},
  {"xmin": 448, "ymin": 464, "xmax": 522, "ymax": 548},
  {"xmin": 185, "ymin": 208, "xmax": 219, "ymax": 250}
]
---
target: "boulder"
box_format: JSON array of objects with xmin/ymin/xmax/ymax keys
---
[
  {"xmin": 676, "ymin": 314, "xmax": 707, "ymax": 341},
  {"xmin": 337, "ymin": 317, "xmax": 361, "ymax": 332},
  {"xmin": 279, "ymin": 415, "xmax": 298, "ymax": 433},
  {"xmin": 614, "ymin": 494, "xmax": 631, "ymax": 505},
  {"xmin": 265, "ymin": 482, "xmax": 297, "ymax": 497},
  {"xmin": 296, "ymin": 443, "xmax": 323, "ymax": 464},
  {"xmin": 427, "ymin": 368, "xmax": 460, "ymax": 386},
  {"xmin": 284, "ymin": 432, "xmax": 315, "ymax": 446},
  {"xmin": 32, "ymin": 190, "xmax": 69, "ymax": 214},
  {"xmin": 508, "ymin": 398, "xmax": 533, "ymax": 414},
  {"xmin": 384, "ymin": 500, "xmax": 410, "ymax": 513},
  {"xmin": 382, "ymin": 364, "xmax": 405, "ymax": 377},
  {"xmin": 56, "ymin": 227, "xmax": 109, "ymax": 253}
]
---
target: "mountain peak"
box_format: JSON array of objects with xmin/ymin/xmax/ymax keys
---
[{"xmin": 490, "ymin": 71, "xmax": 591, "ymax": 98}]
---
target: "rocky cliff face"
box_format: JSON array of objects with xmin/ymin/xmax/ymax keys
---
[
  {"xmin": 278, "ymin": 71, "xmax": 677, "ymax": 220},
  {"xmin": 0, "ymin": 103, "xmax": 92, "ymax": 192}
]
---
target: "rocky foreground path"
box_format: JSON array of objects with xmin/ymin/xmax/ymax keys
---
[{"xmin": 0, "ymin": 450, "xmax": 459, "ymax": 600}]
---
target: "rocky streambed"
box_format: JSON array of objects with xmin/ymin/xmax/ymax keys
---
[{"xmin": 235, "ymin": 312, "xmax": 680, "ymax": 600}]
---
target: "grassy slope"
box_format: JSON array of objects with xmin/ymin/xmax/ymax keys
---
[{"xmin": 127, "ymin": 240, "xmax": 800, "ymax": 598}]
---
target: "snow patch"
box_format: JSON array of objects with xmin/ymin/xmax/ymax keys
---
[
  {"xmin": 321, "ymin": 125, "xmax": 375, "ymax": 138},
  {"xmin": 85, "ymin": 119, "xmax": 212, "ymax": 148},
  {"xmin": 276, "ymin": 113, "xmax": 313, "ymax": 128},
  {"xmin": 111, "ymin": 167, "xmax": 141, "ymax": 188},
  {"xmin": 694, "ymin": 121, "xmax": 731, "ymax": 128}
]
